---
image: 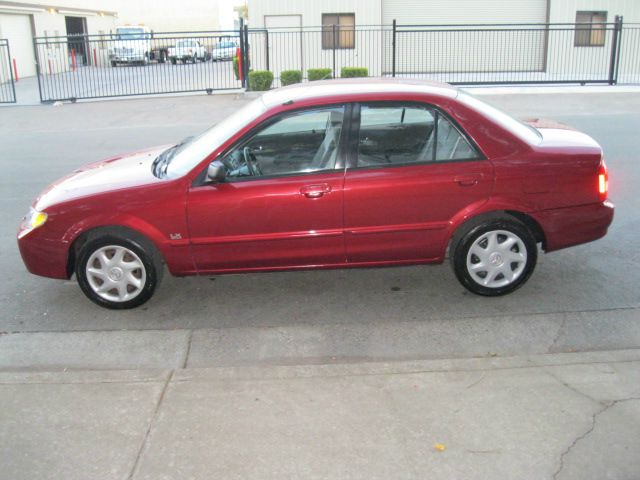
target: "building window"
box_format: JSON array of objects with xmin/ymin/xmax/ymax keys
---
[
  {"xmin": 322, "ymin": 13, "xmax": 355, "ymax": 49},
  {"xmin": 575, "ymin": 11, "xmax": 607, "ymax": 47}
]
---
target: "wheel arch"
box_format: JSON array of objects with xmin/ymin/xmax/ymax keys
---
[
  {"xmin": 66, "ymin": 225, "xmax": 164, "ymax": 278},
  {"xmin": 447, "ymin": 209, "xmax": 546, "ymax": 258}
]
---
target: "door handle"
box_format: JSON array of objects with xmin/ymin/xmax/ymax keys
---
[
  {"xmin": 455, "ymin": 174, "xmax": 481, "ymax": 186},
  {"xmin": 300, "ymin": 184, "xmax": 332, "ymax": 198}
]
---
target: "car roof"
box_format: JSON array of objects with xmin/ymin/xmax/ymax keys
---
[{"xmin": 261, "ymin": 78, "xmax": 458, "ymax": 108}]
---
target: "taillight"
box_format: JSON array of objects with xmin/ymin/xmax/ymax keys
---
[{"xmin": 598, "ymin": 159, "xmax": 608, "ymax": 202}]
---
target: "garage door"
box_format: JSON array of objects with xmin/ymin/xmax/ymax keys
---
[{"xmin": 0, "ymin": 13, "xmax": 36, "ymax": 78}]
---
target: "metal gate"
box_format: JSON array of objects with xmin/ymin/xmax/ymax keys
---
[
  {"xmin": 0, "ymin": 39, "xmax": 17, "ymax": 104},
  {"xmin": 33, "ymin": 30, "xmax": 243, "ymax": 102},
  {"xmin": 391, "ymin": 18, "xmax": 625, "ymax": 85}
]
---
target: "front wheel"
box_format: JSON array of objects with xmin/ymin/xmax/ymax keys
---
[
  {"xmin": 76, "ymin": 235, "xmax": 163, "ymax": 309},
  {"xmin": 452, "ymin": 218, "xmax": 537, "ymax": 296}
]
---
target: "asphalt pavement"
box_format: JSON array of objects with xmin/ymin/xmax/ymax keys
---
[{"xmin": 0, "ymin": 87, "xmax": 639, "ymax": 479}]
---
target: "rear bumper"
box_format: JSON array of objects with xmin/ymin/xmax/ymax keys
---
[{"xmin": 532, "ymin": 200, "xmax": 614, "ymax": 252}]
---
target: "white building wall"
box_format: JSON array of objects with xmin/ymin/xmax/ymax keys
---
[
  {"xmin": 249, "ymin": 0, "xmax": 382, "ymax": 28},
  {"xmin": 249, "ymin": 0, "xmax": 383, "ymax": 80},
  {"xmin": 547, "ymin": 0, "xmax": 640, "ymax": 80},
  {"xmin": 384, "ymin": 0, "xmax": 548, "ymax": 74},
  {"xmin": 381, "ymin": 0, "xmax": 548, "ymax": 25}
]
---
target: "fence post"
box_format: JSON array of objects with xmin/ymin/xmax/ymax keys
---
[
  {"xmin": 615, "ymin": 15, "xmax": 623, "ymax": 83},
  {"xmin": 5, "ymin": 40, "xmax": 17, "ymax": 102},
  {"xmin": 392, "ymin": 19, "xmax": 396, "ymax": 78},
  {"xmin": 239, "ymin": 18, "xmax": 246, "ymax": 88},
  {"xmin": 608, "ymin": 15, "xmax": 622, "ymax": 85},
  {"xmin": 332, "ymin": 24, "xmax": 337, "ymax": 78},
  {"xmin": 243, "ymin": 25, "xmax": 250, "ymax": 87},
  {"xmin": 264, "ymin": 29, "xmax": 270, "ymax": 72},
  {"xmin": 32, "ymin": 37, "xmax": 44, "ymax": 103}
]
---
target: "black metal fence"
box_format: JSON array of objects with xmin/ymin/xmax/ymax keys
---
[
  {"xmin": 28, "ymin": 17, "xmax": 640, "ymax": 103},
  {"xmin": 245, "ymin": 24, "xmax": 393, "ymax": 88},
  {"xmin": 34, "ymin": 30, "xmax": 242, "ymax": 102},
  {"xmin": 0, "ymin": 39, "xmax": 17, "ymax": 104},
  {"xmin": 393, "ymin": 21, "xmax": 624, "ymax": 85}
]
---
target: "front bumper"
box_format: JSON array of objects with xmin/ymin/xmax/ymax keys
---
[
  {"xmin": 17, "ymin": 227, "xmax": 70, "ymax": 279},
  {"xmin": 110, "ymin": 54, "xmax": 146, "ymax": 62},
  {"xmin": 532, "ymin": 200, "xmax": 614, "ymax": 252}
]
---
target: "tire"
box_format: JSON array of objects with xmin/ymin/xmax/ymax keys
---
[
  {"xmin": 170, "ymin": 58, "xmax": 177, "ymax": 65},
  {"xmin": 111, "ymin": 60, "xmax": 117, "ymax": 67},
  {"xmin": 76, "ymin": 235, "xmax": 163, "ymax": 309},
  {"xmin": 451, "ymin": 217, "xmax": 537, "ymax": 296}
]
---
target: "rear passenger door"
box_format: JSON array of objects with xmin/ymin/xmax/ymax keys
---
[{"xmin": 344, "ymin": 102, "xmax": 494, "ymax": 263}]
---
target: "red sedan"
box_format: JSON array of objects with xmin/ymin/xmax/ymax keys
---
[{"xmin": 18, "ymin": 79, "xmax": 614, "ymax": 309}]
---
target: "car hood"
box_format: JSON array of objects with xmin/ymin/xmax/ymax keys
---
[{"xmin": 34, "ymin": 145, "xmax": 169, "ymax": 211}]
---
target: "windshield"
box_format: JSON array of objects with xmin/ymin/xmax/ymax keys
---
[
  {"xmin": 116, "ymin": 28, "xmax": 148, "ymax": 40},
  {"xmin": 164, "ymin": 98, "xmax": 267, "ymax": 178},
  {"xmin": 457, "ymin": 91, "xmax": 542, "ymax": 145},
  {"xmin": 216, "ymin": 42, "xmax": 236, "ymax": 48},
  {"xmin": 177, "ymin": 40, "xmax": 196, "ymax": 47}
]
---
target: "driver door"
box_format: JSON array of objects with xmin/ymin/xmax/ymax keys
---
[{"xmin": 187, "ymin": 105, "xmax": 348, "ymax": 272}]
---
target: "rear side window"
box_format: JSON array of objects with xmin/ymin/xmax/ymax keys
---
[{"xmin": 356, "ymin": 104, "xmax": 480, "ymax": 168}]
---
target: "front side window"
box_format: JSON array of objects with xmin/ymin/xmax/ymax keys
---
[
  {"xmin": 322, "ymin": 13, "xmax": 355, "ymax": 49},
  {"xmin": 356, "ymin": 104, "xmax": 479, "ymax": 168},
  {"xmin": 220, "ymin": 106, "xmax": 345, "ymax": 180},
  {"xmin": 575, "ymin": 11, "xmax": 607, "ymax": 46}
]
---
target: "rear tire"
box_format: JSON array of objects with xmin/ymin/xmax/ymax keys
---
[
  {"xmin": 452, "ymin": 217, "xmax": 537, "ymax": 296},
  {"xmin": 76, "ymin": 235, "xmax": 163, "ymax": 309}
]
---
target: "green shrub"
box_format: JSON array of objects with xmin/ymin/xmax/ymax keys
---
[
  {"xmin": 280, "ymin": 70, "xmax": 302, "ymax": 86},
  {"xmin": 341, "ymin": 67, "xmax": 369, "ymax": 78},
  {"xmin": 307, "ymin": 68, "xmax": 333, "ymax": 81},
  {"xmin": 248, "ymin": 70, "xmax": 274, "ymax": 91}
]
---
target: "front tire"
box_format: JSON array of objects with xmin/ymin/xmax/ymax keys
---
[
  {"xmin": 76, "ymin": 235, "xmax": 163, "ymax": 309},
  {"xmin": 452, "ymin": 217, "xmax": 537, "ymax": 296}
]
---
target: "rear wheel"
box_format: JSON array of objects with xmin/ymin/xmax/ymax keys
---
[
  {"xmin": 452, "ymin": 217, "xmax": 537, "ymax": 296},
  {"xmin": 76, "ymin": 235, "xmax": 163, "ymax": 309}
]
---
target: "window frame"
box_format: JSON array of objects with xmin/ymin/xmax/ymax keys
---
[
  {"xmin": 574, "ymin": 11, "xmax": 608, "ymax": 47},
  {"xmin": 347, "ymin": 101, "xmax": 485, "ymax": 171},
  {"xmin": 321, "ymin": 13, "xmax": 356, "ymax": 50},
  {"xmin": 193, "ymin": 103, "xmax": 352, "ymax": 186}
]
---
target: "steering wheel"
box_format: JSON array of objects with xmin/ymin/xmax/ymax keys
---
[{"xmin": 243, "ymin": 146, "xmax": 263, "ymax": 176}]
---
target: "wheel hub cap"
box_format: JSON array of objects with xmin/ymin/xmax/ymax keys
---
[
  {"xmin": 85, "ymin": 245, "xmax": 146, "ymax": 303},
  {"xmin": 466, "ymin": 230, "xmax": 527, "ymax": 289},
  {"xmin": 489, "ymin": 252, "xmax": 504, "ymax": 267},
  {"xmin": 108, "ymin": 267, "xmax": 124, "ymax": 282}
]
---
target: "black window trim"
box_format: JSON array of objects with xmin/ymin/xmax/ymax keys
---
[
  {"xmin": 192, "ymin": 103, "xmax": 352, "ymax": 187},
  {"xmin": 346, "ymin": 101, "xmax": 486, "ymax": 171}
]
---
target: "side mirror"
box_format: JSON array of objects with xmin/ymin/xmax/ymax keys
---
[{"xmin": 206, "ymin": 160, "xmax": 226, "ymax": 183}]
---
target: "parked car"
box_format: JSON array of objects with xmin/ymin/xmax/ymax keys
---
[
  {"xmin": 168, "ymin": 39, "xmax": 208, "ymax": 64},
  {"xmin": 17, "ymin": 79, "xmax": 613, "ymax": 309},
  {"xmin": 211, "ymin": 40, "xmax": 237, "ymax": 61}
]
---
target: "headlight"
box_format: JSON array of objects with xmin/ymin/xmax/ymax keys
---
[{"xmin": 19, "ymin": 208, "xmax": 48, "ymax": 238}]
